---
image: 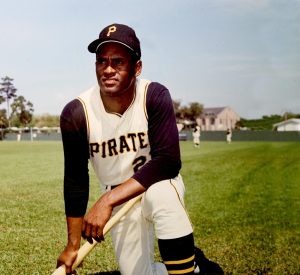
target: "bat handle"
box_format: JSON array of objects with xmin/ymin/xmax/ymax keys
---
[
  {"xmin": 51, "ymin": 265, "xmax": 65, "ymax": 275},
  {"xmin": 51, "ymin": 193, "xmax": 143, "ymax": 275},
  {"xmin": 51, "ymin": 240, "xmax": 97, "ymax": 275}
]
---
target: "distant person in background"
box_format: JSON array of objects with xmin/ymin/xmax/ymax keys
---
[
  {"xmin": 226, "ymin": 128, "xmax": 232, "ymax": 144},
  {"xmin": 193, "ymin": 126, "xmax": 201, "ymax": 147},
  {"xmin": 17, "ymin": 131, "xmax": 21, "ymax": 142}
]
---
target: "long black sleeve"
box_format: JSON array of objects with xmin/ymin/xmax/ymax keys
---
[
  {"xmin": 60, "ymin": 99, "xmax": 89, "ymax": 217},
  {"xmin": 132, "ymin": 82, "xmax": 181, "ymax": 187}
]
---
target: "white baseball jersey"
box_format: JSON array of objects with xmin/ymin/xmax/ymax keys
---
[
  {"xmin": 62, "ymin": 78, "xmax": 194, "ymax": 275},
  {"xmin": 77, "ymin": 78, "xmax": 151, "ymax": 187}
]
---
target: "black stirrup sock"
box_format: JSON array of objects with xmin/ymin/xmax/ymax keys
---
[{"xmin": 158, "ymin": 233, "xmax": 195, "ymax": 274}]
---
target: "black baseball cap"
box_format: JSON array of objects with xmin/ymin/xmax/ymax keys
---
[{"xmin": 88, "ymin": 23, "xmax": 141, "ymax": 59}]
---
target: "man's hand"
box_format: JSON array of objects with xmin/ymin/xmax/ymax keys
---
[
  {"xmin": 56, "ymin": 245, "xmax": 78, "ymax": 274},
  {"xmin": 56, "ymin": 217, "xmax": 83, "ymax": 274},
  {"xmin": 81, "ymin": 193, "xmax": 113, "ymax": 243},
  {"xmin": 82, "ymin": 179, "xmax": 145, "ymax": 243}
]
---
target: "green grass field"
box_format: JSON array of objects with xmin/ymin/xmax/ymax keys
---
[{"xmin": 0, "ymin": 141, "xmax": 299, "ymax": 274}]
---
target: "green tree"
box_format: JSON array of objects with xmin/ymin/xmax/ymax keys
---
[
  {"xmin": 0, "ymin": 109, "xmax": 8, "ymax": 140},
  {"xmin": 188, "ymin": 102, "xmax": 203, "ymax": 120},
  {"xmin": 32, "ymin": 114, "xmax": 60, "ymax": 127},
  {"xmin": 235, "ymin": 120, "xmax": 245, "ymax": 129},
  {"xmin": 173, "ymin": 100, "xmax": 203, "ymax": 121},
  {"xmin": 282, "ymin": 112, "xmax": 298, "ymax": 120},
  {"xmin": 11, "ymin": 96, "xmax": 34, "ymax": 126},
  {"xmin": 240, "ymin": 115, "xmax": 283, "ymax": 130},
  {"xmin": 0, "ymin": 76, "xmax": 17, "ymax": 127},
  {"xmin": 0, "ymin": 109, "xmax": 8, "ymax": 128}
]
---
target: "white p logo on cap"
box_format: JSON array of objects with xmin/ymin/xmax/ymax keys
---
[{"xmin": 107, "ymin": 26, "xmax": 117, "ymax": 36}]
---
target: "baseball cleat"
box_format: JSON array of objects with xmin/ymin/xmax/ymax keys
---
[{"xmin": 194, "ymin": 247, "xmax": 224, "ymax": 275}]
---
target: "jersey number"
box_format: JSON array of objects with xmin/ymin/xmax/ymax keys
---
[{"xmin": 132, "ymin": 156, "xmax": 147, "ymax": 172}]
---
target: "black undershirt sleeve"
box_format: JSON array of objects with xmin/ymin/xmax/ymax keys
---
[
  {"xmin": 132, "ymin": 82, "xmax": 182, "ymax": 188},
  {"xmin": 60, "ymin": 99, "xmax": 89, "ymax": 217}
]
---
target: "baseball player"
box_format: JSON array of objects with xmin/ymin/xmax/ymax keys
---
[
  {"xmin": 226, "ymin": 128, "xmax": 232, "ymax": 144},
  {"xmin": 193, "ymin": 126, "xmax": 201, "ymax": 147},
  {"xmin": 56, "ymin": 23, "xmax": 223, "ymax": 275}
]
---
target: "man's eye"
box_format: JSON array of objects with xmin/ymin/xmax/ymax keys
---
[
  {"xmin": 113, "ymin": 59, "xmax": 124, "ymax": 66},
  {"xmin": 96, "ymin": 58, "xmax": 107, "ymax": 65},
  {"xmin": 96, "ymin": 57, "xmax": 126, "ymax": 70}
]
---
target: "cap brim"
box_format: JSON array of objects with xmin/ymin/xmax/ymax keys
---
[
  {"xmin": 88, "ymin": 39, "xmax": 138, "ymax": 57},
  {"xmin": 88, "ymin": 39, "xmax": 101, "ymax": 53}
]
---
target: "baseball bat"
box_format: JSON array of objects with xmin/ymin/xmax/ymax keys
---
[{"xmin": 52, "ymin": 193, "xmax": 143, "ymax": 275}]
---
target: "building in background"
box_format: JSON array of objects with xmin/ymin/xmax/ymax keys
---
[
  {"xmin": 197, "ymin": 106, "xmax": 240, "ymax": 131},
  {"xmin": 273, "ymin": 118, "xmax": 300, "ymax": 131}
]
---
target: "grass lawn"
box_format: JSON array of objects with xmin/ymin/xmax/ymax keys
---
[{"xmin": 0, "ymin": 141, "xmax": 299, "ymax": 274}]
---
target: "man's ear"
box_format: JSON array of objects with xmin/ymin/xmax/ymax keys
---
[{"xmin": 135, "ymin": 60, "xmax": 142, "ymax": 77}]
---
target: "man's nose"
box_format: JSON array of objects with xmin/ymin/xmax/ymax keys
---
[{"xmin": 103, "ymin": 63, "xmax": 116, "ymax": 74}]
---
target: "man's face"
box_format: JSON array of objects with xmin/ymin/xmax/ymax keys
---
[{"xmin": 95, "ymin": 43, "xmax": 141, "ymax": 97}]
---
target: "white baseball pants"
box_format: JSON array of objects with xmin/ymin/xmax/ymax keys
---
[{"xmin": 109, "ymin": 175, "xmax": 193, "ymax": 275}]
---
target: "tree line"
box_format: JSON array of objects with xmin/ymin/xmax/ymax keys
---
[
  {"xmin": 172, "ymin": 100, "xmax": 300, "ymax": 130},
  {"xmin": 0, "ymin": 76, "xmax": 34, "ymax": 128},
  {"xmin": 238, "ymin": 113, "xmax": 300, "ymax": 130},
  {"xmin": 1, "ymin": 76, "xmax": 298, "ymax": 132},
  {"xmin": 0, "ymin": 76, "xmax": 61, "ymax": 129}
]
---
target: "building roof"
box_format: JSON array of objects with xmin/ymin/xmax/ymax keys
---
[
  {"xmin": 201, "ymin": 107, "xmax": 226, "ymax": 117},
  {"xmin": 273, "ymin": 118, "xmax": 300, "ymax": 127}
]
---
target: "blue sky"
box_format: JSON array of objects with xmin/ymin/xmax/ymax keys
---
[{"xmin": 0, "ymin": 0, "xmax": 299, "ymax": 119}]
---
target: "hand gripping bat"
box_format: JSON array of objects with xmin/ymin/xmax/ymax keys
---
[{"xmin": 52, "ymin": 194, "xmax": 143, "ymax": 275}]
